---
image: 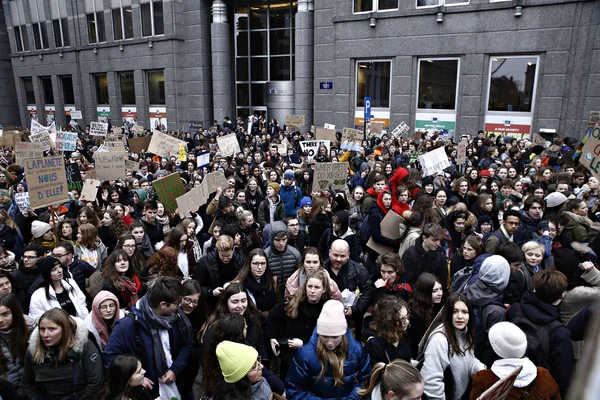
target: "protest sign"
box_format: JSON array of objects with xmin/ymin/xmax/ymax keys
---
[
  {"xmin": 147, "ymin": 130, "xmax": 187, "ymax": 158},
  {"xmin": 14, "ymin": 192, "xmax": 30, "ymax": 212},
  {"xmin": 418, "ymin": 147, "xmax": 451, "ymax": 177},
  {"xmin": 197, "ymin": 152, "xmax": 210, "ymax": 167},
  {"xmin": 311, "ymin": 162, "xmax": 348, "ymax": 193},
  {"xmin": 316, "ymin": 128, "xmax": 337, "ymax": 142},
  {"xmin": 31, "ymin": 119, "xmax": 55, "ymax": 135},
  {"xmin": 128, "ymin": 136, "xmax": 152, "ymax": 153},
  {"xmin": 457, "ymin": 141, "xmax": 467, "ymax": 165},
  {"xmin": 95, "ymin": 145, "xmax": 109, "ymax": 153},
  {"xmin": 391, "ymin": 121, "xmax": 410, "ymax": 137},
  {"xmin": 112, "ymin": 127, "xmax": 123, "ymax": 135},
  {"xmin": 55, "ymin": 131, "xmax": 77, "ymax": 151},
  {"xmin": 285, "ymin": 115, "xmax": 305, "ymax": 127},
  {"xmin": 0, "ymin": 132, "xmax": 19, "ymax": 147},
  {"xmin": 29, "ymin": 130, "xmax": 54, "ymax": 151},
  {"xmin": 341, "ymin": 127, "xmax": 363, "ymax": 150},
  {"xmin": 579, "ymin": 124, "xmax": 600, "ymax": 180},
  {"xmin": 324, "ymin": 123, "xmax": 335, "ymax": 130},
  {"xmin": 125, "ymin": 160, "xmax": 139, "ymax": 171},
  {"xmin": 217, "ymin": 134, "xmax": 241, "ymax": 157},
  {"xmin": 94, "ymin": 151, "xmax": 126, "ymax": 181},
  {"xmin": 70, "ymin": 110, "xmax": 82, "ymax": 120},
  {"xmin": 299, "ymin": 140, "xmax": 331, "ymax": 160},
  {"xmin": 23, "ymin": 156, "xmax": 69, "ymax": 209},
  {"xmin": 106, "ymin": 140, "xmax": 126, "ymax": 152},
  {"xmin": 367, "ymin": 210, "xmax": 403, "ymax": 255},
  {"xmin": 588, "ymin": 111, "xmax": 600, "ymax": 130},
  {"xmin": 84, "ymin": 168, "xmax": 97, "ymax": 180},
  {"xmin": 80, "ymin": 179, "xmax": 101, "ymax": 202},
  {"xmin": 15, "ymin": 142, "xmax": 45, "ymax": 165},
  {"xmin": 153, "ymin": 173, "xmax": 186, "ymax": 213},
  {"xmin": 532, "ymin": 133, "xmax": 546, "ymax": 146},
  {"xmin": 90, "ymin": 122, "xmax": 109, "ymax": 136},
  {"xmin": 370, "ymin": 122, "xmax": 383, "ymax": 134},
  {"xmin": 476, "ymin": 366, "xmax": 522, "ymax": 400},
  {"xmin": 176, "ymin": 170, "xmax": 228, "ymax": 217},
  {"xmin": 65, "ymin": 163, "xmax": 83, "ymax": 193},
  {"xmin": 132, "ymin": 125, "xmax": 145, "ymax": 136}
]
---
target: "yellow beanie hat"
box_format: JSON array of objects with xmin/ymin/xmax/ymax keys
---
[{"xmin": 216, "ymin": 341, "xmax": 258, "ymax": 383}]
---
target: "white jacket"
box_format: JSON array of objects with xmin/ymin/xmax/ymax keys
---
[{"xmin": 29, "ymin": 278, "xmax": 89, "ymax": 319}]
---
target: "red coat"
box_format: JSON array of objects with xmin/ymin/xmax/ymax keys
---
[{"xmin": 470, "ymin": 367, "xmax": 561, "ymax": 400}]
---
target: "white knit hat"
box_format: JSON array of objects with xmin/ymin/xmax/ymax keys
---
[
  {"xmin": 489, "ymin": 322, "xmax": 527, "ymax": 359},
  {"xmin": 545, "ymin": 192, "xmax": 568, "ymax": 208},
  {"xmin": 31, "ymin": 220, "xmax": 52, "ymax": 239},
  {"xmin": 317, "ymin": 300, "xmax": 347, "ymax": 336}
]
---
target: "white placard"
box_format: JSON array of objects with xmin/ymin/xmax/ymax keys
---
[
  {"xmin": 217, "ymin": 134, "xmax": 241, "ymax": 157},
  {"xmin": 418, "ymin": 147, "xmax": 451, "ymax": 177},
  {"xmin": 90, "ymin": 121, "xmax": 109, "ymax": 136},
  {"xmin": 299, "ymin": 140, "xmax": 331, "ymax": 160},
  {"xmin": 70, "ymin": 110, "xmax": 82, "ymax": 120}
]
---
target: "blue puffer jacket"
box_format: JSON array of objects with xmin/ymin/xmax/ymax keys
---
[
  {"xmin": 280, "ymin": 183, "xmax": 303, "ymax": 216},
  {"xmin": 285, "ymin": 328, "xmax": 371, "ymax": 400}
]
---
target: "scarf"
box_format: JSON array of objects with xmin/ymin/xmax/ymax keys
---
[
  {"xmin": 42, "ymin": 236, "xmax": 57, "ymax": 253},
  {"xmin": 190, "ymin": 237, "xmax": 203, "ymax": 261},
  {"xmin": 91, "ymin": 291, "xmax": 121, "ymax": 350},
  {"xmin": 136, "ymin": 233, "xmax": 155, "ymax": 259},
  {"xmin": 386, "ymin": 277, "xmax": 412, "ymax": 295},
  {"xmin": 121, "ymin": 276, "xmax": 140, "ymax": 307},
  {"xmin": 137, "ymin": 295, "xmax": 177, "ymax": 375}
]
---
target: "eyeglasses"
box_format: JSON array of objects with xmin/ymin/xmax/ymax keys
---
[
  {"xmin": 400, "ymin": 314, "xmax": 410, "ymax": 324},
  {"xmin": 122, "ymin": 244, "xmax": 135, "ymax": 249},
  {"xmin": 99, "ymin": 303, "xmax": 117, "ymax": 311},
  {"xmin": 23, "ymin": 255, "xmax": 39, "ymax": 260},
  {"xmin": 53, "ymin": 253, "xmax": 69, "ymax": 258},
  {"xmin": 251, "ymin": 262, "xmax": 267, "ymax": 267},
  {"xmin": 182, "ymin": 297, "xmax": 199, "ymax": 306}
]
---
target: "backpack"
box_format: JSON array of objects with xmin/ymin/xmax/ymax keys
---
[
  {"xmin": 482, "ymin": 231, "xmax": 502, "ymax": 247},
  {"xmin": 471, "ymin": 300, "xmax": 504, "ymax": 356},
  {"xmin": 451, "ymin": 266, "xmax": 474, "ymax": 293},
  {"xmin": 511, "ymin": 308, "xmax": 563, "ymax": 369},
  {"xmin": 359, "ymin": 213, "xmax": 372, "ymax": 245}
]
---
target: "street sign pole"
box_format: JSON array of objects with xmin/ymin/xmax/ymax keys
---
[{"xmin": 363, "ymin": 97, "xmax": 371, "ymax": 142}]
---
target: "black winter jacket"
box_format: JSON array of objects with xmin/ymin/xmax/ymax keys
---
[
  {"xmin": 402, "ymin": 236, "xmax": 448, "ymax": 289},
  {"xmin": 323, "ymin": 259, "xmax": 373, "ymax": 315},
  {"xmin": 193, "ymin": 249, "xmax": 244, "ymax": 306}
]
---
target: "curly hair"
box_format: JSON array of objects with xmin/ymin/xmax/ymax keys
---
[
  {"xmin": 369, "ymin": 296, "xmax": 409, "ymax": 344},
  {"xmin": 103, "ymin": 209, "xmax": 128, "ymax": 239},
  {"xmin": 286, "ymin": 269, "xmax": 332, "ymax": 319},
  {"xmin": 145, "ymin": 246, "xmax": 179, "ymax": 276}
]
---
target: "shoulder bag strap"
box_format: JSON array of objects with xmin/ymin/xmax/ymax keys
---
[{"xmin": 519, "ymin": 377, "xmax": 537, "ymax": 400}]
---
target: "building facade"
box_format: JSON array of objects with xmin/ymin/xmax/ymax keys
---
[{"xmin": 1, "ymin": 0, "xmax": 598, "ymax": 138}]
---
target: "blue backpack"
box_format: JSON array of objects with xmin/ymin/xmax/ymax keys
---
[{"xmin": 359, "ymin": 213, "xmax": 372, "ymax": 245}]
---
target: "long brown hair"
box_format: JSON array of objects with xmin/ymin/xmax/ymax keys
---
[
  {"xmin": 234, "ymin": 248, "xmax": 276, "ymax": 288},
  {"xmin": 0, "ymin": 293, "xmax": 29, "ymax": 360},
  {"xmin": 410, "ymin": 273, "xmax": 442, "ymax": 325},
  {"xmin": 33, "ymin": 309, "xmax": 78, "ymax": 364},
  {"xmin": 316, "ymin": 334, "xmax": 348, "ymax": 386},
  {"xmin": 78, "ymin": 223, "xmax": 99, "ymax": 248},
  {"xmin": 102, "ymin": 249, "xmax": 136, "ymax": 291},
  {"xmin": 369, "ymin": 296, "xmax": 408, "ymax": 344},
  {"xmin": 357, "ymin": 360, "xmax": 423, "ymax": 397},
  {"xmin": 441, "ymin": 292, "xmax": 475, "ymax": 356},
  {"xmin": 103, "ymin": 208, "xmax": 128, "ymax": 239},
  {"xmin": 286, "ymin": 269, "xmax": 331, "ymax": 319}
]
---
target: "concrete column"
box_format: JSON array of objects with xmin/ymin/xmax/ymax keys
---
[
  {"xmin": 295, "ymin": 0, "xmax": 314, "ymax": 132},
  {"xmin": 211, "ymin": 0, "xmax": 234, "ymax": 123}
]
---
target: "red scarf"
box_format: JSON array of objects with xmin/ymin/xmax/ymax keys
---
[{"xmin": 121, "ymin": 275, "xmax": 140, "ymax": 307}]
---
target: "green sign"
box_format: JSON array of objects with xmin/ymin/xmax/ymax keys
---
[
  {"xmin": 97, "ymin": 110, "xmax": 110, "ymax": 118},
  {"xmin": 415, "ymin": 120, "xmax": 456, "ymax": 130}
]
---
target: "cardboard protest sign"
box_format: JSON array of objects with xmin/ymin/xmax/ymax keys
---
[
  {"xmin": 85, "ymin": 169, "xmax": 97, "ymax": 180},
  {"xmin": 391, "ymin": 121, "xmax": 410, "ymax": 137},
  {"xmin": 0, "ymin": 132, "xmax": 19, "ymax": 147},
  {"xmin": 94, "ymin": 151, "xmax": 126, "ymax": 181},
  {"xmin": 23, "ymin": 156, "xmax": 70, "ymax": 209},
  {"xmin": 532, "ymin": 133, "xmax": 546, "ymax": 146},
  {"xmin": 311, "ymin": 162, "xmax": 347, "ymax": 193},
  {"xmin": 55, "ymin": 131, "xmax": 77, "ymax": 151},
  {"xmin": 90, "ymin": 122, "xmax": 109, "ymax": 136},
  {"xmin": 370, "ymin": 122, "xmax": 383, "ymax": 134},
  {"xmin": 579, "ymin": 124, "xmax": 600, "ymax": 180},
  {"xmin": 285, "ymin": 115, "xmax": 305, "ymax": 127},
  {"xmin": 125, "ymin": 160, "xmax": 139, "ymax": 171},
  {"xmin": 217, "ymin": 134, "xmax": 241, "ymax": 157},
  {"xmin": 176, "ymin": 170, "xmax": 228, "ymax": 217},
  {"xmin": 65, "ymin": 163, "xmax": 83, "ymax": 193},
  {"xmin": 316, "ymin": 128, "xmax": 337, "ymax": 142},
  {"xmin": 299, "ymin": 140, "xmax": 331, "ymax": 160},
  {"xmin": 80, "ymin": 179, "xmax": 101, "ymax": 202},
  {"xmin": 341, "ymin": 127, "xmax": 363, "ymax": 150},
  {"xmin": 112, "ymin": 127, "xmax": 123, "ymax": 135},
  {"xmin": 367, "ymin": 210, "xmax": 403, "ymax": 254},
  {"xmin": 106, "ymin": 140, "xmax": 126, "ymax": 152},
  {"xmin": 14, "ymin": 192, "xmax": 30, "ymax": 212},
  {"xmin": 147, "ymin": 130, "xmax": 187, "ymax": 158},
  {"xmin": 29, "ymin": 130, "xmax": 54, "ymax": 151},
  {"xmin": 418, "ymin": 147, "xmax": 451, "ymax": 177},
  {"xmin": 588, "ymin": 111, "xmax": 600, "ymax": 130},
  {"xmin": 15, "ymin": 142, "xmax": 45, "ymax": 165},
  {"xmin": 128, "ymin": 136, "xmax": 152, "ymax": 153},
  {"xmin": 153, "ymin": 173, "xmax": 186, "ymax": 213},
  {"xmin": 457, "ymin": 141, "xmax": 467, "ymax": 165},
  {"xmin": 476, "ymin": 366, "xmax": 522, "ymax": 400},
  {"xmin": 95, "ymin": 145, "xmax": 109, "ymax": 153}
]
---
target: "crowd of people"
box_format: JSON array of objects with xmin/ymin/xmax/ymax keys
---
[{"xmin": 0, "ymin": 117, "xmax": 597, "ymax": 399}]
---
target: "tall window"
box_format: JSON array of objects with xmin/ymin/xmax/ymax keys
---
[
  {"xmin": 141, "ymin": 1, "xmax": 164, "ymax": 37},
  {"xmin": 94, "ymin": 74, "xmax": 109, "ymax": 105},
  {"xmin": 417, "ymin": 59, "xmax": 459, "ymax": 110},
  {"xmin": 32, "ymin": 23, "xmax": 49, "ymax": 50},
  {"xmin": 52, "ymin": 19, "xmax": 70, "ymax": 48},
  {"xmin": 147, "ymin": 71, "xmax": 165, "ymax": 104},
  {"xmin": 488, "ymin": 56, "xmax": 538, "ymax": 113},
  {"xmin": 120, "ymin": 72, "xmax": 136, "ymax": 104},
  {"xmin": 354, "ymin": 0, "xmax": 398, "ymax": 12},
  {"xmin": 61, "ymin": 76, "xmax": 75, "ymax": 104},
  {"xmin": 40, "ymin": 77, "xmax": 54, "ymax": 104},
  {"xmin": 113, "ymin": 6, "xmax": 134, "ymax": 40},
  {"xmin": 14, "ymin": 26, "xmax": 30, "ymax": 52},
  {"xmin": 88, "ymin": 12, "xmax": 106, "ymax": 43},
  {"xmin": 356, "ymin": 61, "xmax": 391, "ymax": 108},
  {"xmin": 23, "ymin": 78, "xmax": 35, "ymax": 104}
]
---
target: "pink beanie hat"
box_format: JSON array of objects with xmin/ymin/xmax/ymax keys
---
[{"xmin": 317, "ymin": 300, "xmax": 347, "ymax": 336}]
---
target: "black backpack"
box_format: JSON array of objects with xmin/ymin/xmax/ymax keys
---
[
  {"xmin": 511, "ymin": 308, "xmax": 563, "ymax": 369},
  {"xmin": 359, "ymin": 213, "xmax": 372, "ymax": 245}
]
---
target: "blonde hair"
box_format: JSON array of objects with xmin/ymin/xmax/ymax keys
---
[
  {"xmin": 33, "ymin": 309, "xmax": 78, "ymax": 364},
  {"xmin": 357, "ymin": 360, "xmax": 423, "ymax": 397},
  {"xmin": 316, "ymin": 335, "xmax": 348, "ymax": 387},
  {"xmin": 522, "ymin": 241, "xmax": 545, "ymax": 256},
  {"xmin": 215, "ymin": 235, "xmax": 234, "ymax": 253}
]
